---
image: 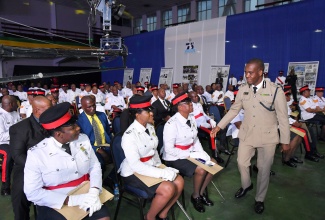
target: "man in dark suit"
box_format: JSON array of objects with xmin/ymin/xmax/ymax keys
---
[
  {"xmin": 9, "ymin": 96, "xmax": 51, "ymax": 220},
  {"xmin": 152, "ymin": 88, "xmax": 171, "ymax": 125},
  {"xmin": 77, "ymin": 96, "xmax": 112, "ymax": 173}
]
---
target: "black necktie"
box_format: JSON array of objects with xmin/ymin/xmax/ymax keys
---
[
  {"xmin": 163, "ymin": 100, "xmax": 168, "ymax": 109},
  {"xmin": 186, "ymin": 120, "xmax": 191, "ymax": 128},
  {"xmin": 145, "ymin": 129, "xmax": 150, "ymax": 136},
  {"xmin": 62, "ymin": 143, "xmax": 71, "ymax": 155},
  {"xmin": 202, "ymin": 96, "xmax": 207, "ymax": 105},
  {"xmin": 253, "ymin": 86, "xmax": 257, "ymax": 94}
]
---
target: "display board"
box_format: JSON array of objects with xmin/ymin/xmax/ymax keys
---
[
  {"xmin": 287, "ymin": 61, "xmax": 319, "ymax": 95},
  {"xmin": 123, "ymin": 68, "xmax": 134, "ymax": 86},
  {"xmin": 139, "ymin": 68, "xmax": 152, "ymax": 85},
  {"xmin": 183, "ymin": 65, "xmax": 199, "ymax": 84},
  {"xmin": 210, "ymin": 65, "xmax": 230, "ymax": 92},
  {"xmin": 158, "ymin": 67, "xmax": 174, "ymax": 87}
]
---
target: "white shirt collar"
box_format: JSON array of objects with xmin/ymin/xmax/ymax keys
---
[{"xmin": 253, "ymin": 78, "xmax": 264, "ymax": 92}]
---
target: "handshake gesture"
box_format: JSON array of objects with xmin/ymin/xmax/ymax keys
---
[{"xmin": 68, "ymin": 188, "xmax": 102, "ymax": 217}]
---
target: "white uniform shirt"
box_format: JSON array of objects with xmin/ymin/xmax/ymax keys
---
[
  {"xmin": 20, "ymin": 100, "xmax": 33, "ymax": 117},
  {"xmin": 166, "ymin": 92, "xmax": 175, "ymax": 102},
  {"xmin": 122, "ymin": 87, "xmax": 133, "ymax": 98},
  {"xmin": 24, "ymin": 134, "xmax": 102, "ymax": 209},
  {"xmin": 0, "ymin": 108, "xmax": 20, "ymax": 144},
  {"xmin": 120, "ymin": 121, "xmax": 163, "ymax": 178},
  {"xmin": 104, "ymin": 94, "xmax": 125, "ymax": 111},
  {"xmin": 313, "ymin": 95, "xmax": 325, "ymax": 109},
  {"xmin": 226, "ymin": 109, "xmax": 245, "ymax": 138},
  {"xmin": 299, "ymin": 96, "xmax": 316, "ymax": 120},
  {"xmin": 91, "ymin": 92, "xmax": 105, "ymax": 113},
  {"xmin": 191, "ymin": 102, "xmax": 211, "ymax": 128},
  {"xmin": 212, "ymin": 90, "xmax": 224, "ymax": 104},
  {"xmin": 67, "ymin": 89, "xmax": 80, "ymax": 104},
  {"xmin": 163, "ymin": 112, "xmax": 205, "ymax": 161},
  {"xmin": 224, "ymin": 90, "xmax": 234, "ymax": 101},
  {"xmin": 228, "ymin": 77, "xmax": 237, "ymax": 86},
  {"xmin": 275, "ymin": 76, "xmax": 286, "ymax": 85},
  {"xmin": 58, "ymin": 91, "xmax": 69, "ymax": 103},
  {"xmin": 13, "ymin": 91, "xmax": 27, "ymax": 101},
  {"xmin": 79, "ymin": 91, "xmax": 91, "ymax": 99},
  {"xmin": 202, "ymin": 91, "xmax": 212, "ymax": 102}
]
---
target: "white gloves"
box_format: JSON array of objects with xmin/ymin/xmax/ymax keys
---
[
  {"xmin": 201, "ymin": 122, "xmax": 212, "ymax": 129},
  {"xmin": 69, "ymin": 188, "xmax": 102, "ymax": 217},
  {"xmin": 165, "ymin": 167, "xmax": 179, "ymax": 174},
  {"xmin": 160, "ymin": 169, "xmax": 177, "ymax": 181},
  {"xmin": 209, "ymin": 120, "xmax": 217, "ymax": 128},
  {"xmin": 190, "ymin": 151, "xmax": 210, "ymax": 162}
]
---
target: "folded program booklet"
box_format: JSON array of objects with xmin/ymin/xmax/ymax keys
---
[
  {"xmin": 187, "ymin": 157, "xmax": 223, "ymax": 175},
  {"xmin": 54, "ymin": 181, "xmax": 113, "ymax": 220},
  {"xmin": 134, "ymin": 164, "xmax": 166, "ymax": 187}
]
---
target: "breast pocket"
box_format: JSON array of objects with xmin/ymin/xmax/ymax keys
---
[
  {"xmin": 42, "ymin": 162, "xmax": 68, "ymax": 186},
  {"xmin": 75, "ymin": 150, "xmax": 90, "ymax": 174}
]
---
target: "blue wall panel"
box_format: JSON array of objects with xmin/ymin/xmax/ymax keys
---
[
  {"xmin": 101, "ymin": 29, "xmax": 165, "ymax": 85},
  {"xmin": 225, "ymin": 0, "xmax": 325, "ymax": 86}
]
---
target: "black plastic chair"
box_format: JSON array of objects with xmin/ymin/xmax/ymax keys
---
[
  {"xmin": 225, "ymin": 138, "xmax": 239, "ymax": 168},
  {"xmin": 223, "ymin": 97, "xmax": 232, "ymax": 114},
  {"xmin": 208, "ymin": 105, "xmax": 221, "ymax": 123},
  {"xmin": 111, "ymin": 115, "xmax": 121, "ymax": 135}
]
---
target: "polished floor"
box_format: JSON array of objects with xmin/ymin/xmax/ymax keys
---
[{"xmin": 1, "ymin": 140, "xmax": 325, "ymax": 220}]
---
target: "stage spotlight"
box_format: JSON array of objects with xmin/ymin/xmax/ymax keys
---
[{"xmin": 113, "ymin": 4, "xmax": 125, "ymax": 20}]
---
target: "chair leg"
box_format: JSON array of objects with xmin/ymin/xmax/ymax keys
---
[
  {"xmin": 225, "ymin": 145, "xmax": 236, "ymax": 168},
  {"xmin": 113, "ymin": 192, "xmax": 123, "ymax": 220}
]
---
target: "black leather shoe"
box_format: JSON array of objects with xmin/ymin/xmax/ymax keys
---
[
  {"xmin": 235, "ymin": 183, "xmax": 253, "ymax": 198},
  {"xmin": 191, "ymin": 196, "xmax": 205, "ymax": 212},
  {"xmin": 1, "ymin": 189, "xmax": 10, "ymax": 196},
  {"xmin": 305, "ymin": 154, "xmax": 319, "ymax": 162},
  {"xmin": 254, "ymin": 201, "xmax": 264, "ymax": 214},
  {"xmin": 282, "ymin": 160, "xmax": 297, "ymax": 168},
  {"xmin": 200, "ymin": 194, "xmax": 214, "ymax": 206},
  {"xmin": 215, "ymin": 156, "xmax": 224, "ymax": 164},
  {"xmin": 313, "ymin": 152, "xmax": 324, "ymax": 159},
  {"xmin": 290, "ymin": 157, "xmax": 303, "ymax": 164}
]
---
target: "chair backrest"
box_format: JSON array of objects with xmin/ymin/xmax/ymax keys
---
[
  {"xmin": 223, "ymin": 97, "xmax": 232, "ymax": 112},
  {"xmin": 208, "ymin": 105, "xmax": 221, "ymax": 123},
  {"xmin": 112, "ymin": 115, "xmax": 121, "ymax": 134},
  {"xmin": 110, "ymin": 132, "xmax": 125, "ymax": 177},
  {"xmin": 75, "ymin": 96, "xmax": 80, "ymax": 107},
  {"xmin": 155, "ymin": 122, "xmax": 165, "ymax": 155}
]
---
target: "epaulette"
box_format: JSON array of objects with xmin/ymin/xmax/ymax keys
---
[
  {"xmin": 29, "ymin": 142, "xmax": 46, "ymax": 151},
  {"xmin": 240, "ymin": 83, "xmax": 247, "ymax": 87},
  {"xmin": 125, "ymin": 129, "xmax": 132, "ymax": 134},
  {"xmin": 167, "ymin": 117, "xmax": 176, "ymax": 124},
  {"xmin": 269, "ymin": 82, "xmax": 279, "ymax": 88}
]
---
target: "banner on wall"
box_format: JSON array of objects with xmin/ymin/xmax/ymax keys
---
[
  {"xmin": 139, "ymin": 68, "xmax": 152, "ymax": 85},
  {"xmin": 287, "ymin": 61, "xmax": 319, "ymax": 95},
  {"xmin": 123, "ymin": 68, "xmax": 134, "ymax": 86},
  {"xmin": 183, "ymin": 65, "xmax": 199, "ymax": 84},
  {"xmin": 158, "ymin": 67, "xmax": 174, "ymax": 86},
  {"xmin": 210, "ymin": 65, "xmax": 230, "ymax": 92}
]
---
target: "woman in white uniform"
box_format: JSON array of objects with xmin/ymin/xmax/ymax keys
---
[{"xmin": 120, "ymin": 95, "xmax": 184, "ymax": 220}]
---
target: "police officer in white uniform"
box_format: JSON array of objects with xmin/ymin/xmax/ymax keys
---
[
  {"xmin": 24, "ymin": 102, "xmax": 110, "ymax": 220},
  {"xmin": 163, "ymin": 92, "xmax": 216, "ymax": 213},
  {"xmin": 0, "ymin": 96, "xmax": 20, "ymax": 196},
  {"xmin": 313, "ymin": 87, "xmax": 325, "ymax": 109},
  {"xmin": 275, "ymin": 70, "xmax": 286, "ymax": 87},
  {"xmin": 58, "ymin": 84, "xmax": 69, "ymax": 103},
  {"xmin": 104, "ymin": 86, "xmax": 125, "ymax": 112},
  {"xmin": 20, "ymin": 89, "xmax": 35, "ymax": 119},
  {"xmin": 120, "ymin": 95, "xmax": 184, "ymax": 220}
]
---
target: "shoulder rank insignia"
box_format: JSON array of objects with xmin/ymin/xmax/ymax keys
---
[
  {"xmin": 300, "ymin": 100, "xmax": 306, "ymax": 105},
  {"xmin": 125, "ymin": 130, "xmax": 132, "ymax": 134},
  {"xmin": 313, "ymin": 99, "xmax": 318, "ymax": 103}
]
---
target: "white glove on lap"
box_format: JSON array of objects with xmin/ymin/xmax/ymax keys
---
[
  {"xmin": 87, "ymin": 198, "xmax": 102, "ymax": 217},
  {"xmin": 201, "ymin": 122, "xmax": 211, "ymax": 129},
  {"xmin": 209, "ymin": 120, "xmax": 217, "ymax": 128},
  {"xmin": 165, "ymin": 167, "xmax": 179, "ymax": 174},
  {"xmin": 160, "ymin": 169, "xmax": 177, "ymax": 181},
  {"xmin": 78, "ymin": 188, "xmax": 102, "ymax": 216}
]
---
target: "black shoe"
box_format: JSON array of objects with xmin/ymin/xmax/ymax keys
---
[
  {"xmin": 215, "ymin": 156, "xmax": 224, "ymax": 164},
  {"xmin": 305, "ymin": 154, "xmax": 319, "ymax": 162},
  {"xmin": 252, "ymin": 164, "xmax": 258, "ymax": 172},
  {"xmin": 156, "ymin": 216, "xmax": 169, "ymax": 220},
  {"xmin": 313, "ymin": 152, "xmax": 324, "ymax": 159},
  {"xmin": 235, "ymin": 183, "xmax": 253, "ymax": 198},
  {"xmin": 254, "ymin": 201, "xmax": 264, "ymax": 214},
  {"xmin": 290, "ymin": 157, "xmax": 303, "ymax": 164},
  {"xmin": 200, "ymin": 194, "xmax": 214, "ymax": 206},
  {"xmin": 282, "ymin": 160, "xmax": 297, "ymax": 168},
  {"xmin": 191, "ymin": 196, "xmax": 205, "ymax": 212},
  {"xmin": 1, "ymin": 189, "xmax": 10, "ymax": 196}
]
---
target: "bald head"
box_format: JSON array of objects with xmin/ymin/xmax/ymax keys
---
[{"xmin": 32, "ymin": 96, "xmax": 52, "ymax": 118}]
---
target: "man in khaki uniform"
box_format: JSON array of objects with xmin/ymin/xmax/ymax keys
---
[{"xmin": 211, "ymin": 58, "xmax": 290, "ymax": 214}]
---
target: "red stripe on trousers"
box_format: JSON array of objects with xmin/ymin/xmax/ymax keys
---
[
  {"xmin": 199, "ymin": 126, "xmax": 216, "ymax": 150},
  {"xmin": 292, "ymin": 126, "xmax": 310, "ymax": 152},
  {"xmin": 0, "ymin": 150, "xmax": 7, "ymax": 182}
]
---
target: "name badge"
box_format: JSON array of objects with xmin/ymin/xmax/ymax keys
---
[{"xmin": 260, "ymin": 94, "xmax": 270, "ymax": 96}]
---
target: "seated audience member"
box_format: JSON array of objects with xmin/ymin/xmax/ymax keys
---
[
  {"xmin": 120, "ymin": 95, "xmax": 184, "ymax": 220},
  {"xmin": 195, "ymin": 85, "xmax": 209, "ymax": 112},
  {"xmin": 237, "ymin": 76, "xmax": 245, "ymax": 88},
  {"xmin": 104, "ymin": 86, "xmax": 125, "ymax": 113},
  {"xmin": 189, "ymin": 91, "xmax": 224, "ymax": 163},
  {"xmin": 299, "ymin": 85, "xmax": 325, "ymax": 140},
  {"xmin": 58, "ymin": 84, "xmax": 69, "ymax": 103},
  {"xmin": 143, "ymin": 83, "xmax": 152, "ymax": 96},
  {"xmin": 163, "ymin": 92, "xmax": 216, "ymax": 213},
  {"xmin": 122, "ymin": 81, "xmax": 133, "ymax": 100},
  {"xmin": 24, "ymin": 102, "xmax": 110, "ymax": 220},
  {"xmin": 91, "ymin": 86, "xmax": 105, "ymax": 113},
  {"xmin": 313, "ymin": 87, "xmax": 325, "ymax": 112},
  {"xmin": 46, "ymin": 94, "xmax": 58, "ymax": 106},
  {"xmin": 166, "ymin": 83, "xmax": 179, "ymax": 101},
  {"xmin": 0, "ymin": 96, "xmax": 20, "ymax": 196},
  {"xmin": 150, "ymin": 85, "xmax": 159, "ymax": 103},
  {"xmin": 10, "ymin": 96, "xmax": 52, "ymax": 220},
  {"xmin": 80, "ymin": 84, "xmax": 92, "ymax": 97},
  {"xmin": 152, "ymin": 88, "xmax": 171, "ymax": 125},
  {"xmin": 20, "ymin": 89, "xmax": 35, "ymax": 119},
  {"xmin": 77, "ymin": 96, "xmax": 112, "ymax": 173},
  {"xmin": 136, "ymin": 86, "xmax": 145, "ymax": 96},
  {"xmin": 212, "ymin": 83, "xmax": 225, "ymax": 115},
  {"xmin": 14, "ymin": 84, "xmax": 27, "ymax": 102},
  {"xmin": 224, "ymin": 84, "xmax": 235, "ymax": 101},
  {"xmin": 67, "ymin": 83, "xmax": 80, "ymax": 104}
]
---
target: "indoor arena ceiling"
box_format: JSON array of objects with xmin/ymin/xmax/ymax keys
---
[{"xmin": 40, "ymin": 0, "xmax": 192, "ymax": 18}]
